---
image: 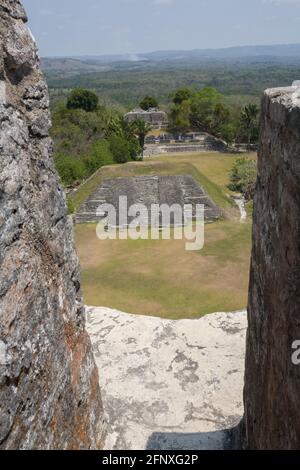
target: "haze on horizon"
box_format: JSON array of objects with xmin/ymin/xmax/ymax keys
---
[{"xmin": 23, "ymin": 0, "xmax": 300, "ymax": 57}]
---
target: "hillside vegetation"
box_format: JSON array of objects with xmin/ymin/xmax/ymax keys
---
[
  {"xmin": 45, "ymin": 59, "xmax": 300, "ymax": 109},
  {"xmin": 51, "ymin": 86, "xmax": 259, "ymax": 193}
]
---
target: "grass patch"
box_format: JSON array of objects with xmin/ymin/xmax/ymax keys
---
[
  {"xmin": 75, "ymin": 218, "xmax": 252, "ymax": 319},
  {"xmin": 70, "ymin": 151, "xmax": 252, "ymax": 213},
  {"xmin": 74, "ymin": 151, "xmax": 255, "ymax": 319}
]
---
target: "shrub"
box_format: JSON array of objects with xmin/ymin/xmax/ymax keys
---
[
  {"xmin": 108, "ymin": 135, "xmax": 141, "ymax": 163},
  {"xmin": 139, "ymin": 96, "xmax": 158, "ymax": 111},
  {"xmin": 66, "ymin": 88, "xmax": 99, "ymax": 112},
  {"xmin": 55, "ymin": 154, "xmax": 86, "ymax": 186},
  {"xmin": 173, "ymin": 88, "xmax": 193, "ymax": 105},
  {"xmin": 84, "ymin": 140, "xmax": 115, "ymax": 174},
  {"xmin": 109, "ymin": 135, "xmax": 132, "ymax": 163},
  {"xmin": 228, "ymin": 157, "xmax": 257, "ymax": 200}
]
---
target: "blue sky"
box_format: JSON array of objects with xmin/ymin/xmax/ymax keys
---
[{"xmin": 22, "ymin": 0, "xmax": 300, "ymax": 57}]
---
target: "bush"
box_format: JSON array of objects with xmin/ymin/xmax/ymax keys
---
[
  {"xmin": 109, "ymin": 135, "xmax": 132, "ymax": 163},
  {"xmin": 55, "ymin": 155, "xmax": 86, "ymax": 186},
  {"xmin": 173, "ymin": 88, "xmax": 193, "ymax": 105},
  {"xmin": 228, "ymin": 157, "xmax": 257, "ymax": 200},
  {"xmin": 84, "ymin": 140, "xmax": 115, "ymax": 174},
  {"xmin": 139, "ymin": 96, "xmax": 158, "ymax": 111},
  {"xmin": 66, "ymin": 88, "xmax": 99, "ymax": 112},
  {"xmin": 108, "ymin": 135, "xmax": 141, "ymax": 163},
  {"xmin": 52, "ymin": 105, "xmax": 114, "ymax": 159}
]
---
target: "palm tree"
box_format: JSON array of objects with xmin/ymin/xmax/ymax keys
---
[
  {"xmin": 132, "ymin": 119, "xmax": 152, "ymax": 158},
  {"xmin": 240, "ymin": 104, "xmax": 259, "ymax": 149}
]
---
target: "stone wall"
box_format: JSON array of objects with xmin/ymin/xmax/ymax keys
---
[
  {"xmin": 244, "ymin": 85, "xmax": 300, "ymax": 449},
  {"xmin": 0, "ymin": 1, "xmax": 104, "ymax": 449}
]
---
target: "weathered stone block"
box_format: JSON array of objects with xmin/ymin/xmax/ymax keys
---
[
  {"xmin": 0, "ymin": 0, "xmax": 27, "ymax": 21},
  {"xmin": 4, "ymin": 20, "xmax": 37, "ymax": 70},
  {"xmin": 244, "ymin": 86, "xmax": 300, "ymax": 449},
  {"xmin": 0, "ymin": 0, "xmax": 104, "ymax": 449}
]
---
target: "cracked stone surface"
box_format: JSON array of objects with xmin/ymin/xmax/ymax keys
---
[
  {"xmin": 244, "ymin": 85, "xmax": 300, "ymax": 449},
  {"xmin": 87, "ymin": 307, "xmax": 247, "ymax": 450},
  {"xmin": 0, "ymin": 0, "xmax": 104, "ymax": 449}
]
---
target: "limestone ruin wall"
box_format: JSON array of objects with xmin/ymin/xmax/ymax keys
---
[
  {"xmin": 1, "ymin": 0, "xmax": 300, "ymax": 452},
  {"xmin": 244, "ymin": 85, "xmax": 300, "ymax": 449},
  {"xmin": 0, "ymin": 0, "xmax": 104, "ymax": 449}
]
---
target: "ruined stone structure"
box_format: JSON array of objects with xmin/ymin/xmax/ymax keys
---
[
  {"xmin": 2, "ymin": 0, "xmax": 300, "ymax": 452},
  {"xmin": 244, "ymin": 85, "xmax": 300, "ymax": 449},
  {"xmin": 0, "ymin": 1, "xmax": 104, "ymax": 449},
  {"xmin": 76, "ymin": 175, "xmax": 221, "ymax": 225},
  {"xmin": 125, "ymin": 107, "xmax": 168, "ymax": 129}
]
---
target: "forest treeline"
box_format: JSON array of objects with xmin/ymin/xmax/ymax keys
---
[{"xmin": 45, "ymin": 60, "xmax": 300, "ymax": 109}]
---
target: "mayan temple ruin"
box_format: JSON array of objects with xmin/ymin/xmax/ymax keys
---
[{"xmin": 1, "ymin": 0, "xmax": 300, "ymax": 452}]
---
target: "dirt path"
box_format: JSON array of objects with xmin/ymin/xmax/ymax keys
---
[{"xmin": 233, "ymin": 196, "xmax": 247, "ymax": 222}]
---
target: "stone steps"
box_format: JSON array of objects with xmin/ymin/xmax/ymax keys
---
[{"xmin": 75, "ymin": 175, "xmax": 221, "ymax": 225}]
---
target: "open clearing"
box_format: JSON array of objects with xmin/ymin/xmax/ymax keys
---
[{"xmin": 74, "ymin": 151, "xmax": 255, "ymax": 319}]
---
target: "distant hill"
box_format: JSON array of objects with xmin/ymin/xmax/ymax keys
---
[
  {"xmin": 41, "ymin": 57, "xmax": 113, "ymax": 75},
  {"xmin": 43, "ymin": 43, "xmax": 300, "ymax": 110},
  {"xmin": 42, "ymin": 43, "xmax": 300, "ymax": 72},
  {"xmin": 143, "ymin": 44, "xmax": 300, "ymax": 61}
]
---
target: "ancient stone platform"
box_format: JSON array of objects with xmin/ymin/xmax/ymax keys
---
[
  {"xmin": 76, "ymin": 175, "xmax": 221, "ymax": 225},
  {"xmin": 86, "ymin": 307, "xmax": 247, "ymax": 450}
]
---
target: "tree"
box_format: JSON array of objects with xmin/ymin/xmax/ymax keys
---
[
  {"xmin": 218, "ymin": 121, "xmax": 239, "ymax": 145},
  {"xmin": 189, "ymin": 87, "xmax": 224, "ymax": 133},
  {"xmin": 168, "ymin": 100, "xmax": 191, "ymax": 136},
  {"xmin": 51, "ymin": 104, "xmax": 110, "ymax": 158},
  {"xmin": 212, "ymin": 103, "xmax": 230, "ymax": 136},
  {"xmin": 228, "ymin": 157, "xmax": 257, "ymax": 200},
  {"xmin": 240, "ymin": 104, "xmax": 259, "ymax": 148},
  {"xmin": 67, "ymin": 88, "xmax": 99, "ymax": 112},
  {"xmin": 139, "ymin": 96, "xmax": 158, "ymax": 111},
  {"xmin": 173, "ymin": 88, "xmax": 193, "ymax": 105},
  {"xmin": 131, "ymin": 119, "xmax": 151, "ymax": 156}
]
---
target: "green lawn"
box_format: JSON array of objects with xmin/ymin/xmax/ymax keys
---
[{"xmin": 74, "ymin": 151, "xmax": 255, "ymax": 319}]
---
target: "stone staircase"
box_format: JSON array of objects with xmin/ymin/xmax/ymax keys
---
[
  {"xmin": 75, "ymin": 175, "xmax": 221, "ymax": 226},
  {"xmin": 180, "ymin": 175, "xmax": 221, "ymax": 222}
]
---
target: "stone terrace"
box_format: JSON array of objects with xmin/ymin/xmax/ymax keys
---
[
  {"xmin": 87, "ymin": 307, "xmax": 247, "ymax": 450},
  {"xmin": 76, "ymin": 175, "xmax": 221, "ymax": 225}
]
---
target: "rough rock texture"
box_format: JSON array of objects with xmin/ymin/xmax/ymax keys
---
[
  {"xmin": 87, "ymin": 307, "xmax": 247, "ymax": 450},
  {"xmin": 244, "ymin": 85, "xmax": 300, "ymax": 449},
  {"xmin": 0, "ymin": 1, "xmax": 104, "ymax": 449},
  {"xmin": 76, "ymin": 175, "xmax": 221, "ymax": 224}
]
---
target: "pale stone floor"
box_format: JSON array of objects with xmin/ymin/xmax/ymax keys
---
[{"xmin": 86, "ymin": 307, "xmax": 247, "ymax": 450}]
